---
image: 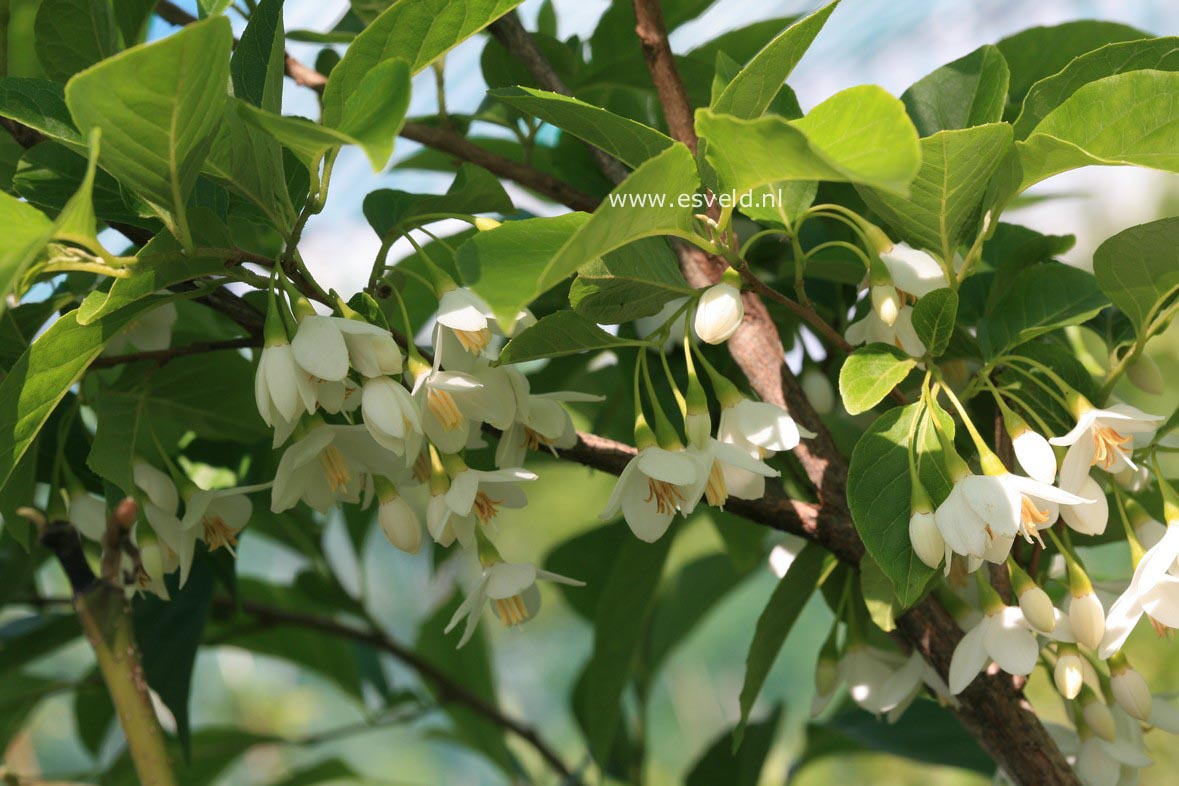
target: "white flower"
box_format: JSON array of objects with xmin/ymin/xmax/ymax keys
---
[
  {"xmin": 871, "ymin": 283, "xmax": 900, "ymax": 326},
  {"xmin": 716, "ymin": 398, "xmax": 813, "ymax": 500},
  {"xmin": 133, "ymin": 461, "xmax": 178, "ymax": 512},
  {"xmin": 909, "ymin": 510, "xmax": 946, "ymax": 569},
  {"xmin": 1046, "ymin": 714, "xmax": 1152, "ymax": 786},
  {"xmin": 412, "ymin": 363, "xmax": 515, "ymax": 454},
  {"xmin": 694, "ymin": 282, "xmax": 744, "ymax": 344},
  {"xmin": 1069, "ymin": 591, "xmax": 1105, "ymax": 650},
  {"xmin": 935, "ymin": 472, "xmax": 1088, "ymax": 563},
  {"xmin": 378, "ymin": 488, "xmax": 422, "ymax": 554},
  {"xmin": 361, "ymin": 376, "xmax": 423, "ymax": 460},
  {"xmin": 684, "ymin": 438, "xmax": 779, "ymax": 511},
  {"xmin": 68, "ymin": 490, "xmax": 107, "ymax": 542},
  {"xmin": 1051, "ymin": 403, "xmax": 1164, "ymax": 490},
  {"xmin": 105, "ymin": 302, "xmax": 178, "ymax": 354},
  {"xmin": 436, "ymin": 288, "xmax": 495, "ymax": 354},
  {"xmin": 174, "ymin": 484, "xmax": 268, "ymax": 586},
  {"xmin": 427, "ymin": 462, "xmax": 536, "ymax": 550},
  {"xmin": 949, "ymin": 606, "xmax": 1039, "ymax": 694},
  {"xmin": 1017, "ymin": 585, "xmax": 1057, "ymax": 634},
  {"xmin": 840, "ymin": 646, "xmax": 951, "ymax": 721},
  {"xmin": 255, "ymin": 341, "xmax": 316, "ymax": 440},
  {"xmin": 1110, "ymin": 664, "xmax": 1152, "ymax": 721},
  {"xmin": 845, "ymin": 305, "xmax": 926, "ymax": 357},
  {"xmin": 601, "ymin": 446, "xmax": 701, "ymax": 542},
  {"xmin": 1057, "ymin": 475, "xmax": 1109, "ymax": 536},
  {"xmin": 878, "ymin": 242, "xmax": 951, "ymax": 298},
  {"xmin": 800, "ymin": 369, "xmax": 835, "ymax": 415},
  {"xmin": 495, "ymin": 390, "xmax": 597, "ymax": 469},
  {"xmin": 134, "ymin": 541, "xmax": 177, "ymax": 600},
  {"xmin": 1011, "ymin": 428, "xmax": 1057, "ymax": 484},
  {"xmin": 1099, "ymin": 522, "xmax": 1179, "ymax": 657},
  {"xmin": 1055, "ymin": 650, "xmax": 1085, "ymax": 699},
  {"xmin": 292, "ymin": 316, "xmax": 403, "ymax": 382},
  {"xmin": 271, "ymin": 424, "xmax": 405, "ymax": 513},
  {"xmin": 445, "ymin": 561, "xmax": 583, "ymax": 647}
]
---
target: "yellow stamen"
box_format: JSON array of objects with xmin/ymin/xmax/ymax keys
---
[
  {"xmin": 645, "ymin": 478, "xmax": 685, "ymax": 515},
  {"xmin": 493, "ymin": 594, "xmax": 531, "ymax": 626},
  {"xmin": 1020, "ymin": 495, "xmax": 1049, "ymax": 541},
  {"xmin": 412, "ymin": 450, "xmax": 431, "ymax": 484},
  {"xmin": 320, "ymin": 445, "xmax": 351, "ymax": 491},
  {"xmin": 704, "ymin": 460, "xmax": 728, "ymax": 508},
  {"xmin": 454, "ymin": 327, "xmax": 492, "ymax": 354},
  {"xmin": 1091, "ymin": 425, "xmax": 1132, "ymax": 470},
  {"xmin": 520, "ymin": 426, "xmax": 544, "ymax": 452},
  {"xmin": 1150, "ymin": 615, "xmax": 1173, "ymax": 638},
  {"xmin": 473, "ymin": 491, "xmax": 504, "ymax": 525},
  {"xmin": 203, "ymin": 515, "xmax": 239, "ymax": 554},
  {"xmin": 427, "ymin": 388, "xmax": 464, "ymax": 431}
]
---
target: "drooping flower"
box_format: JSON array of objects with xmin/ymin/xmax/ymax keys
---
[
  {"xmin": 839, "ymin": 646, "xmax": 952, "ymax": 721},
  {"xmin": 1099, "ymin": 521, "xmax": 1179, "ymax": 658},
  {"xmin": 716, "ymin": 397, "xmax": 813, "ymax": 500},
  {"xmin": 438, "ymin": 464, "xmax": 536, "ymax": 536},
  {"xmin": 445, "ymin": 561, "xmax": 583, "ymax": 647},
  {"xmin": 271, "ymin": 423, "xmax": 405, "ymax": 513},
  {"xmin": 845, "ymin": 305, "xmax": 926, "ymax": 357},
  {"xmin": 376, "ymin": 479, "xmax": 422, "ymax": 554},
  {"xmin": 360, "ymin": 376, "xmax": 423, "ymax": 460},
  {"xmin": 175, "ymin": 483, "xmax": 270, "ymax": 586},
  {"xmin": 1051, "ymin": 402, "xmax": 1164, "ymax": 490},
  {"xmin": 949, "ymin": 605, "xmax": 1039, "ymax": 694},
  {"xmin": 436, "ymin": 287, "xmax": 496, "ymax": 355},
  {"xmin": 693, "ymin": 280, "xmax": 744, "ymax": 344},
  {"xmin": 68, "ymin": 489, "xmax": 108, "ymax": 542},
  {"xmin": 292, "ymin": 315, "xmax": 403, "ymax": 382},
  {"xmin": 495, "ymin": 388, "xmax": 599, "ymax": 469},
  {"xmin": 601, "ymin": 446, "xmax": 701, "ymax": 542},
  {"xmin": 878, "ymin": 242, "xmax": 952, "ymax": 298},
  {"xmin": 909, "ymin": 510, "xmax": 946, "ymax": 569}
]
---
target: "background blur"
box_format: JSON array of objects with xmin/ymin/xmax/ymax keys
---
[{"xmin": 12, "ymin": 1, "xmax": 1179, "ymax": 784}]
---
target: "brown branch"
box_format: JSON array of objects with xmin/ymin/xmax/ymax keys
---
[
  {"xmin": 214, "ymin": 597, "xmax": 583, "ymax": 785},
  {"xmin": 91, "ymin": 337, "xmax": 259, "ymax": 369},
  {"xmin": 632, "ymin": 0, "xmax": 698, "ymax": 153}
]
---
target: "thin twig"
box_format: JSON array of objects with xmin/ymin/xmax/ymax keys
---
[
  {"xmin": 90, "ymin": 337, "xmax": 259, "ymax": 369},
  {"xmin": 214, "ymin": 597, "xmax": 585, "ymax": 786}
]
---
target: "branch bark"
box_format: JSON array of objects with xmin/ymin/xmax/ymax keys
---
[{"xmin": 626, "ymin": 3, "xmax": 1077, "ymax": 784}]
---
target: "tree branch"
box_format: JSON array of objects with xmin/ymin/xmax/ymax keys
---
[
  {"xmin": 213, "ymin": 597, "xmax": 584, "ymax": 786},
  {"xmin": 626, "ymin": 4, "xmax": 1077, "ymax": 784},
  {"xmin": 90, "ymin": 337, "xmax": 259, "ymax": 369}
]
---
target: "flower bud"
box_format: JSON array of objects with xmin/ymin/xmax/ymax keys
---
[
  {"xmin": 694, "ymin": 282, "xmax": 744, "ymax": 344},
  {"xmin": 1111, "ymin": 660, "xmax": 1152, "ymax": 721},
  {"xmin": 377, "ymin": 484, "xmax": 422, "ymax": 554},
  {"xmin": 1126, "ymin": 353, "xmax": 1164, "ymax": 395},
  {"xmin": 800, "ymin": 369, "xmax": 834, "ymax": 415},
  {"xmin": 1017, "ymin": 586, "xmax": 1056, "ymax": 634},
  {"xmin": 1010, "ymin": 427, "xmax": 1057, "ymax": 485},
  {"xmin": 871, "ymin": 284, "xmax": 900, "ymax": 326},
  {"xmin": 1069, "ymin": 591, "xmax": 1105, "ymax": 650},
  {"xmin": 1080, "ymin": 692, "xmax": 1116, "ymax": 742},
  {"xmin": 908, "ymin": 510, "xmax": 944, "ymax": 569},
  {"xmin": 1055, "ymin": 650, "xmax": 1084, "ymax": 699}
]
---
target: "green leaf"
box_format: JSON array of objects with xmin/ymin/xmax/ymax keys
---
[
  {"xmin": 267, "ymin": 760, "xmax": 360, "ymax": 786},
  {"xmin": 543, "ymin": 143, "xmax": 700, "ymax": 301},
  {"xmin": 14, "ymin": 140, "xmax": 153, "ymax": 228},
  {"xmin": 204, "ymin": 102, "xmax": 296, "ymax": 231},
  {"xmin": 838, "ymin": 344, "xmax": 916, "ymax": 415},
  {"xmin": 910, "ymin": 288, "xmax": 958, "ymax": 357},
  {"xmin": 1017, "ymin": 70, "xmax": 1179, "ymax": 190},
  {"xmin": 77, "ymin": 246, "xmax": 229, "ymax": 325},
  {"xmin": 113, "ymin": 0, "xmax": 156, "ymax": 46},
  {"xmin": 847, "ymin": 403, "xmax": 956, "ymax": 607},
  {"xmin": 1013, "ymin": 37, "xmax": 1179, "ymax": 139},
  {"xmin": 569, "ymin": 237, "xmax": 691, "ymax": 324},
  {"xmin": 697, "ymin": 86, "xmax": 920, "ymax": 197},
  {"xmin": 710, "ymin": 0, "xmax": 838, "ymax": 119},
  {"xmin": 859, "ymin": 554, "xmax": 899, "ymax": 632},
  {"xmin": 0, "ymin": 190, "xmax": 53, "ymax": 309},
  {"xmin": 980, "ymin": 262, "xmax": 1108, "ymax": 355},
  {"xmin": 135, "ymin": 555, "xmax": 215, "ymax": 755},
  {"xmin": 489, "ymin": 87, "xmax": 675, "ymax": 169},
  {"xmin": 858, "ymin": 124, "xmax": 1012, "ymax": 259},
  {"xmin": 900, "ymin": 45, "xmax": 1009, "ymax": 136},
  {"xmin": 33, "ymin": 0, "xmax": 119, "ymax": 81},
  {"xmin": 322, "ymin": 0, "xmax": 522, "ymax": 127},
  {"xmin": 457, "ymin": 212, "xmax": 589, "ymax": 329},
  {"xmin": 498, "ymin": 311, "xmax": 652, "ymax": 365},
  {"xmin": 231, "ymin": 0, "xmax": 286, "ymax": 113},
  {"xmin": 582, "ymin": 529, "xmax": 673, "ymax": 765},
  {"xmin": 417, "ymin": 593, "xmax": 514, "ymax": 772},
  {"xmin": 735, "ymin": 543, "xmax": 833, "ymax": 742},
  {"xmin": 1093, "ymin": 217, "xmax": 1179, "ymax": 337},
  {"xmin": 996, "ymin": 20, "xmax": 1148, "ymax": 117},
  {"xmin": 0, "ymin": 77, "xmax": 85, "ymax": 147},
  {"xmin": 64, "ymin": 16, "xmax": 232, "ymax": 241},
  {"xmin": 364, "ymin": 163, "xmax": 513, "ymax": 241},
  {"xmin": 740, "ymin": 180, "xmax": 816, "ymax": 230},
  {"xmin": 0, "ymin": 302, "xmax": 161, "ymax": 492},
  {"xmin": 687, "ymin": 706, "xmax": 781, "ymax": 786}
]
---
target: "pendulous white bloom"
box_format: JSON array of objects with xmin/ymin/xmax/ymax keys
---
[
  {"xmin": 845, "ymin": 305, "xmax": 926, "ymax": 357},
  {"xmin": 694, "ymin": 281, "xmax": 744, "ymax": 344},
  {"xmin": 256, "ymin": 342, "xmax": 316, "ymax": 444},
  {"xmin": 949, "ymin": 606, "xmax": 1039, "ymax": 694},
  {"xmin": 1018, "ymin": 585, "xmax": 1057, "ymax": 634},
  {"xmin": 175, "ymin": 484, "xmax": 269, "ymax": 586},
  {"xmin": 1110, "ymin": 662, "xmax": 1152, "ymax": 721},
  {"xmin": 271, "ymin": 423, "xmax": 405, "ymax": 513},
  {"xmin": 871, "ymin": 282, "xmax": 900, "ymax": 326},
  {"xmin": 1099, "ymin": 521, "xmax": 1179, "ymax": 658},
  {"xmin": 1069, "ymin": 591, "xmax": 1106, "ymax": 651},
  {"xmin": 292, "ymin": 315, "xmax": 403, "ymax": 382},
  {"xmin": 935, "ymin": 472, "xmax": 1089, "ymax": 563},
  {"xmin": 685, "ymin": 437, "xmax": 778, "ymax": 510},
  {"xmin": 1011, "ymin": 427, "xmax": 1057, "ymax": 485},
  {"xmin": 1055, "ymin": 648, "xmax": 1085, "ymax": 699},
  {"xmin": 878, "ymin": 242, "xmax": 951, "ymax": 298},
  {"xmin": 445, "ymin": 561, "xmax": 583, "ymax": 647},
  {"xmin": 495, "ymin": 389, "xmax": 599, "ymax": 469},
  {"xmin": 377, "ymin": 483, "xmax": 422, "ymax": 554},
  {"xmin": 839, "ymin": 646, "xmax": 952, "ymax": 722},
  {"xmin": 716, "ymin": 397, "xmax": 813, "ymax": 499},
  {"xmin": 601, "ymin": 446, "xmax": 700, "ymax": 542},
  {"xmin": 361, "ymin": 376, "xmax": 423, "ymax": 460},
  {"xmin": 1051, "ymin": 402, "xmax": 1164, "ymax": 490},
  {"xmin": 436, "ymin": 287, "xmax": 496, "ymax": 354},
  {"xmin": 441, "ymin": 466, "xmax": 535, "ymax": 533}
]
